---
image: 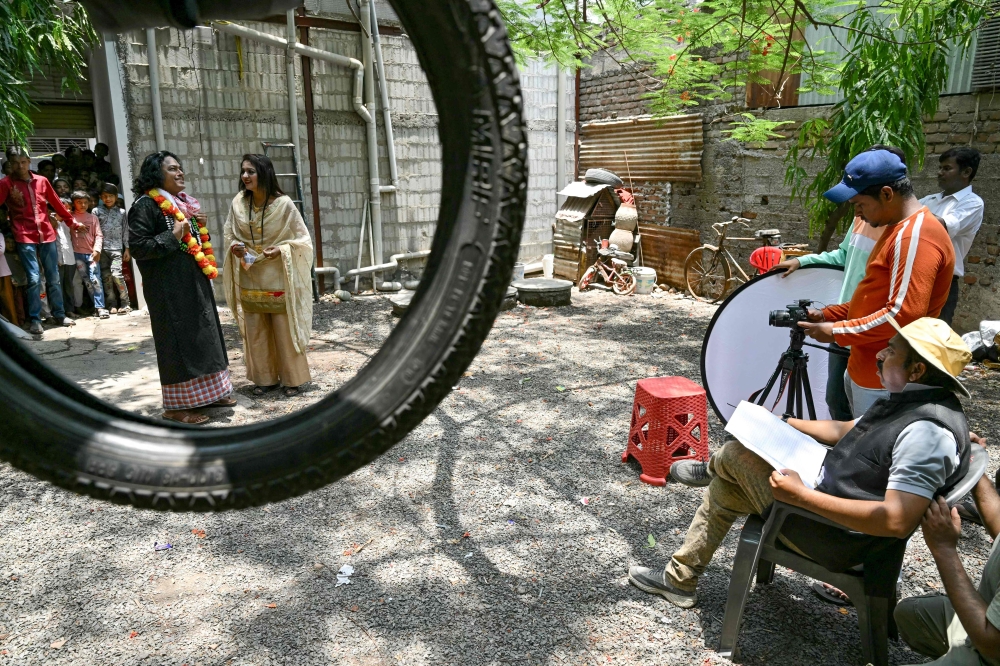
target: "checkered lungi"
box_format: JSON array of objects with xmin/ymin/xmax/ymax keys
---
[{"xmin": 161, "ymin": 369, "xmax": 233, "ymax": 410}]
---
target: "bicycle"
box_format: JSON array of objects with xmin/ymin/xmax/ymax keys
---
[
  {"xmin": 578, "ymin": 240, "xmax": 637, "ymax": 295},
  {"xmin": 684, "ymin": 217, "xmax": 791, "ymax": 303}
]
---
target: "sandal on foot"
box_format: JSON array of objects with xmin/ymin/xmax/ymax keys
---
[
  {"xmin": 205, "ymin": 396, "xmax": 238, "ymax": 408},
  {"xmin": 162, "ymin": 410, "xmax": 210, "ymax": 425},
  {"xmin": 811, "ymin": 582, "xmax": 852, "ymax": 607},
  {"xmin": 282, "ymin": 386, "xmax": 301, "ymax": 397},
  {"xmin": 252, "ymin": 384, "xmax": 280, "ymax": 397}
]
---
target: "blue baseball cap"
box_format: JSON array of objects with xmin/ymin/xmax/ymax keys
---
[{"xmin": 823, "ymin": 150, "xmax": 908, "ymax": 204}]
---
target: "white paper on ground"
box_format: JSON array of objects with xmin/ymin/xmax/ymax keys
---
[{"xmin": 723, "ymin": 401, "xmax": 828, "ymax": 488}]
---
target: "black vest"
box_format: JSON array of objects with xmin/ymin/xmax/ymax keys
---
[
  {"xmin": 778, "ymin": 388, "xmax": 969, "ymax": 594},
  {"xmin": 816, "ymin": 387, "xmax": 969, "ymax": 502}
]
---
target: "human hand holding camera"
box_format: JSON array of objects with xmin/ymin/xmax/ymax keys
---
[{"xmin": 798, "ymin": 319, "xmax": 836, "ymax": 343}]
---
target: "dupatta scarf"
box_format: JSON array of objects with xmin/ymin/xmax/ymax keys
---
[{"xmin": 223, "ymin": 193, "xmax": 313, "ymax": 354}]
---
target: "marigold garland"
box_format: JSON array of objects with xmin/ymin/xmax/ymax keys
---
[{"xmin": 148, "ymin": 188, "xmax": 218, "ymax": 279}]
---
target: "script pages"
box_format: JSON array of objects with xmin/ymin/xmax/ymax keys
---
[{"xmin": 724, "ymin": 401, "xmax": 829, "ymax": 489}]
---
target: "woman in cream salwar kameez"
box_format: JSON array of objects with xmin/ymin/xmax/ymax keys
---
[{"xmin": 224, "ymin": 154, "xmax": 313, "ymax": 397}]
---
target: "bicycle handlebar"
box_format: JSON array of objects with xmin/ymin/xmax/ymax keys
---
[{"xmin": 711, "ymin": 217, "xmax": 753, "ymax": 234}]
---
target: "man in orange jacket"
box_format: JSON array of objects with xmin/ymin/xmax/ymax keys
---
[{"xmin": 799, "ymin": 149, "xmax": 955, "ymax": 418}]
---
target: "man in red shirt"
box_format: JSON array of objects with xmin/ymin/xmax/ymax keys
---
[
  {"xmin": 0, "ymin": 146, "xmax": 77, "ymax": 335},
  {"xmin": 800, "ymin": 149, "xmax": 955, "ymax": 417}
]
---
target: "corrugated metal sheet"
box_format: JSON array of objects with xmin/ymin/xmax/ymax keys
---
[
  {"xmin": 973, "ymin": 18, "xmax": 1000, "ymax": 91},
  {"xmin": 640, "ymin": 225, "xmax": 702, "ymax": 289},
  {"xmin": 555, "ymin": 194, "xmax": 598, "ymax": 223},
  {"xmin": 579, "ymin": 115, "xmax": 703, "ymax": 183},
  {"xmin": 558, "ymin": 181, "xmax": 612, "ymax": 198},
  {"xmin": 304, "ymin": 0, "xmax": 398, "ymax": 22},
  {"xmin": 799, "ymin": 20, "xmax": 978, "ymax": 105},
  {"xmin": 553, "ymin": 217, "xmax": 583, "ymax": 280}
]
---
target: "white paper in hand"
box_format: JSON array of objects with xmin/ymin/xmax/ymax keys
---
[{"xmin": 723, "ymin": 401, "xmax": 828, "ymax": 488}]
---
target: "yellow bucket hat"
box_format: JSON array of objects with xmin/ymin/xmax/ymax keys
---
[{"xmin": 887, "ymin": 316, "xmax": 972, "ymax": 398}]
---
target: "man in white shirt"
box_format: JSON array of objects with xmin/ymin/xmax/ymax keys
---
[{"xmin": 919, "ymin": 147, "xmax": 984, "ymax": 325}]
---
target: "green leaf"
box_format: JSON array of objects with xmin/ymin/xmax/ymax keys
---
[
  {"xmin": 556, "ymin": 386, "xmax": 566, "ymax": 392},
  {"xmin": 646, "ymin": 534, "xmax": 656, "ymax": 548}
]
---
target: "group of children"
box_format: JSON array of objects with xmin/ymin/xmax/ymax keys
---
[{"xmin": 50, "ymin": 181, "xmax": 131, "ymax": 319}]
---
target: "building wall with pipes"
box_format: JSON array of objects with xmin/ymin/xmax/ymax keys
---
[{"xmin": 115, "ymin": 19, "xmax": 570, "ymax": 296}]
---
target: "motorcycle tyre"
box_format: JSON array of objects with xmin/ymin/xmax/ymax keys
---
[{"xmin": 0, "ymin": 0, "xmax": 528, "ymax": 511}]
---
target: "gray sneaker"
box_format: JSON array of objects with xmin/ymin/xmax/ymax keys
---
[
  {"xmin": 670, "ymin": 459, "xmax": 711, "ymax": 487},
  {"xmin": 628, "ymin": 566, "xmax": 697, "ymax": 608}
]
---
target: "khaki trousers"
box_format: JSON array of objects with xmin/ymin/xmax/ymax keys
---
[
  {"xmin": 243, "ymin": 311, "xmax": 311, "ymax": 388},
  {"xmin": 665, "ymin": 439, "xmax": 791, "ymax": 592},
  {"xmin": 896, "ymin": 594, "xmax": 993, "ymax": 665}
]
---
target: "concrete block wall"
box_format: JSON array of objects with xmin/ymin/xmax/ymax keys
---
[
  {"xmin": 120, "ymin": 21, "xmax": 569, "ymax": 300},
  {"xmin": 580, "ymin": 49, "xmax": 1000, "ymax": 332},
  {"xmin": 521, "ymin": 61, "xmax": 576, "ymax": 260}
]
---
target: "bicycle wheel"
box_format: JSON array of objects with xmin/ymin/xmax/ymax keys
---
[
  {"xmin": 684, "ymin": 247, "xmax": 731, "ymax": 302},
  {"xmin": 0, "ymin": 0, "xmax": 527, "ymax": 511},
  {"xmin": 578, "ymin": 266, "xmax": 598, "ymax": 291},
  {"xmin": 613, "ymin": 272, "xmax": 636, "ymax": 295}
]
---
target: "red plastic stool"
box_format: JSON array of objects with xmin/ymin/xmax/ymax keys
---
[{"xmin": 622, "ymin": 376, "xmax": 709, "ymax": 486}]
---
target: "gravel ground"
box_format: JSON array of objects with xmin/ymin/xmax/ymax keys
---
[{"xmin": 2, "ymin": 288, "xmax": 999, "ymax": 665}]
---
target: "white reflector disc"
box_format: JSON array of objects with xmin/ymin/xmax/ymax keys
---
[{"xmin": 701, "ymin": 266, "xmax": 845, "ymax": 424}]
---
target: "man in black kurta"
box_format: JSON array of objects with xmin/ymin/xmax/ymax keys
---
[{"xmin": 128, "ymin": 193, "xmax": 232, "ymax": 421}]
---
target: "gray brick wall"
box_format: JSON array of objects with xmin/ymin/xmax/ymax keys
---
[{"xmin": 120, "ymin": 21, "xmax": 571, "ymax": 297}]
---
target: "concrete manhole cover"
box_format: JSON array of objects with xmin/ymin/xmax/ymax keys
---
[{"xmin": 511, "ymin": 278, "xmax": 573, "ymax": 307}]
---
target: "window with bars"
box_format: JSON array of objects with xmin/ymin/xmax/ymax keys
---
[{"xmin": 26, "ymin": 137, "xmax": 91, "ymax": 161}]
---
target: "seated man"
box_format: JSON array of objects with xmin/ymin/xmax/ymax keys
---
[
  {"xmin": 629, "ymin": 317, "xmax": 972, "ymax": 608},
  {"xmin": 897, "ymin": 466, "xmax": 1000, "ymax": 664}
]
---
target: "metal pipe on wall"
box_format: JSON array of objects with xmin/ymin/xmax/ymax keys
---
[
  {"xmin": 285, "ymin": 11, "xmax": 304, "ymax": 187},
  {"xmin": 369, "ymin": 0, "xmax": 398, "ymax": 187},
  {"xmin": 209, "ymin": 18, "xmax": 388, "ymax": 275},
  {"xmin": 358, "ymin": 0, "xmax": 383, "ymax": 268},
  {"xmin": 299, "ymin": 20, "xmax": 326, "ymax": 293},
  {"xmin": 145, "ymin": 28, "xmax": 165, "ymax": 151},
  {"xmin": 556, "ymin": 66, "xmax": 566, "ymax": 199}
]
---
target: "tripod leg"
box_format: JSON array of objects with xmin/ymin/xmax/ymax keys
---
[
  {"xmin": 801, "ymin": 363, "xmax": 817, "ymax": 420},
  {"xmin": 795, "ymin": 369, "xmax": 805, "ymax": 420},
  {"xmin": 785, "ymin": 366, "xmax": 798, "ymax": 419},
  {"xmin": 753, "ymin": 361, "xmax": 785, "ymax": 407}
]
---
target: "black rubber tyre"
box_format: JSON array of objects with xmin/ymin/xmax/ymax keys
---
[
  {"xmin": 0, "ymin": 0, "xmax": 527, "ymax": 511},
  {"xmin": 583, "ymin": 168, "xmax": 623, "ymax": 187}
]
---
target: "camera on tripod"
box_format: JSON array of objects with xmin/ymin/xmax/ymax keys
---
[{"xmin": 769, "ymin": 299, "xmax": 813, "ymax": 328}]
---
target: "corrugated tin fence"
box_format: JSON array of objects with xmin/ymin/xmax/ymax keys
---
[{"xmin": 578, "ymin": 115, "xmax": 704, "ymax": 183}]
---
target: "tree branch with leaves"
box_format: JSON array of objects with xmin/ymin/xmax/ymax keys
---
[
  {"xmin": 497, "ymin": 0, "xmax": 994, "ymax": 237},
  {"xmin": 0, "ymin": 0, "xmax": 97, "ymax": 149}
]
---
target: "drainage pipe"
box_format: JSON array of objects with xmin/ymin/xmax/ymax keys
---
[
  {"xmin": 209, "ymin": 19, "xmax": 386, "ymax": 272},
  {"xmin": 285, "ymin": 11, "xmax": 304, "ymax": 189},
  {"xmin": 312, "ymin": 266, "xmax": 353, "ymax": 299},
  {"xmin": 358, "ymin": 0, "xmax": 383, "ymax": 268},
  {"xmin": 369, "ymin": 0, "xmax": 398, "ymax": 186},
  {"xmin": 145, "ymin": 29, "xmax": 165, "ymax": 151},
  {"xmin": 210, "ymin": 22, "xmax": 370, "ymax": 124},
  {"xmin": 556, "ymin": 66, "xmax": 566, "ymax": 200},
  {"xmin": 343, "ymin": 250, "xmax": 431, "ymax": 281}
]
